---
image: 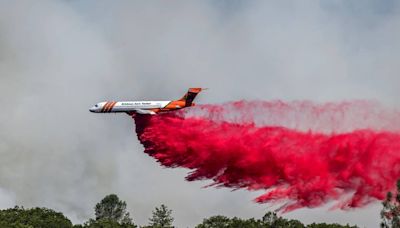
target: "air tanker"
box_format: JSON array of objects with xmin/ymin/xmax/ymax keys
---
[{"xmin": 89, "ymin": 88, "xmax": 205, "ymax": 115}]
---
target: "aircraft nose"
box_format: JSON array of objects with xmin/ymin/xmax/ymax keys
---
[{"xmin": 89, "ymin": 107, "xmax": 96, "ymax": 112}]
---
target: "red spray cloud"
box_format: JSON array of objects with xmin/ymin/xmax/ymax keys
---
[{"xmin": 133, "ymin": 101, "xmax": 400, "ymax": 212}]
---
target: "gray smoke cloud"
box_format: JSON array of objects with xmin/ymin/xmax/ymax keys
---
[{"xmin": 0, "ymin": 0, "xmax": 399, "ymax": 227}]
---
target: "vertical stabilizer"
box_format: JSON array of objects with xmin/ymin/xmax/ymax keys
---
[{"xmin": 180, "ymin": 88, "xmax": 205, "ymax": 107}]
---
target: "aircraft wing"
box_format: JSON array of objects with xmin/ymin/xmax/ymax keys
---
[{"xmin": 134, "ymin": 109, "xmax": 157, "ymax": 115}]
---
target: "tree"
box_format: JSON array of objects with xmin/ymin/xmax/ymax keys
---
[
  {"xmin": 381, "ymin": 180, "xmax": 400, "ymax": 228},
  {"xmin": 262, "ymin": 211, "xmax": 304, "ymax": 228},
  {"xmin": 195, "ymin": 212, "xmax": 357, "ymax": 228},
  {"xmin": 94, "ymin": 194, "xmax": 133, "ymax": 224},
  {"xmin": 307, "ymin": 223, "xmax": 358, "ymax": 228},
  {"xmin": 83, "ymin": 218, "xmax": 136, "ymax": 228},
  {"xmin": 0, "ymin": 206, "xmax": 72, "ymax": 228},
  {"xmin": 229, "ymin": 217, "xmax": 265, "ymax": 228},
  {"xmin": 195, "ymin": 215, "xmax": 232, "ymax": 228},
  {"xmin": 148, "ymin": 204, "xmax": 174, "ymax": 228}
]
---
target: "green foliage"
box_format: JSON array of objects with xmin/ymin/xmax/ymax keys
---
[
  {"xmin": 381, "ymin": 179, "xmax": 400, "ymax": 228},
  {"xmin": 94, "ymin": 194, "xmax": 133, "ymax": 224},
  {"xmin": 195, "ymin": 212, "xmax": 302, "ymax": 228},
  {"xmin": 262, "ymin": 211, "xmax": 304, "ymax": 228},
  {"xmin": 148, "ymin": 204, "xmax": 174, "ymax": 228},
  {"xmin": 196, "ymin": 211, "xmax": 357, "ymax": 228},
  {"xmin": 73, "ymin": 225, "xmax": 84, "ymax": 228},
  {"xmin": 0, "ymin": 197, "xmax": 360, "ymax": 228},
  {"xmin": 0, "ymin": 221, "xmax": 33, "ymax": 228},
  {"xmin": 195, "ymin": 215, "xmax": 232, "ymax": 228},
  {"xmin": 0, "ymin": 206, "xmax": 72, "ymax": 228},
  {"xmin": 90, "ymin": 194, "xmax": 136, "ymax": 227},
  {"xmin": 307, "ymin": 223, "xmax": 358, "ymax": 228},
  {"xmin": 83, "ymin": 218, "xmax": 136, "ymax": 228},
  {"xmin": 228, "ymin": 217, "xmax": 264, "ymax": 228}
]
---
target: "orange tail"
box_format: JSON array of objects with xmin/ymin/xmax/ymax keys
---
[{"xmin": 179, "ymin": 88, "xmax": 206, "ymax": 107}]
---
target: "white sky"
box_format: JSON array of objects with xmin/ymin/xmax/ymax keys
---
[{"xmin": 0, "ymin": 1, "xmax": 399, "ymax": 227}]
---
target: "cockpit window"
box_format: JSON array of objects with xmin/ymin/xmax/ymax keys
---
[{"xmin": 95, "ymin": 104, "xmax": 98, "ymax": 107}]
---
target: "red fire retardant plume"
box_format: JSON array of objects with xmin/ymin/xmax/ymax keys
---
[{"xmin": 133, "ymin": 101, "xmax": 400, "ymax": 212}]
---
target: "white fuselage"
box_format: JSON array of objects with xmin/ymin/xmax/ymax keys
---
[
  {"xmin": 110, "ymin": 101, "xmax": 171, "ymax": 112},
  {"xmin": 89, "ymin": 100, "xmax": 177, "ymax": 115},
  {"xmin": 90, "ymin": 88, "xmax": 204, "ymax": 115}
]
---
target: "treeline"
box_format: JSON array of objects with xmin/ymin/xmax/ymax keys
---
[
  {"xmin": 4, "ymin": 181, "xmax": 400, "ymax": 228},
  {"xmin": 0, "ymin": 194, "xmax": 359, "ymax": 228}
]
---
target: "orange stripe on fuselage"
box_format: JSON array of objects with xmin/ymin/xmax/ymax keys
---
[
  {"xmin": 106, "ymin": 101, "xmax": 113, "ymax": 112},
  {"xmin": 101, "ymin": 102, "xmax": 110, "ymax": 112},
  {"xmin": 101, "ymin": 101, "xmax": 117, "ymax": 113},
  {"xmin": 108, "ymin": 101, "xmax": 117, "ymax": 112},
  {"xmin": 104, "ymin": 102, "xmax": 110, "ymax": 112}
]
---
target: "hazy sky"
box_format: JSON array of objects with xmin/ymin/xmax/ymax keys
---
[{"xmin": 0, "ymin": 1, "xmax": 399, "ymax": 227}]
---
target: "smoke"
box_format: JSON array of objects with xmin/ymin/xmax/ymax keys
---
[
  {"xmin": 0, "ymin": 188, "xmax": 16, "ymax": 209},
  {"xmin": 1, "ymin": 0, "xmax": 400, "ymax": 227},
  {"xmin": 134, "ymin": 101, "xmax": 400, "ymax": 212},
  {"xmin": 0, "ymin": 0, "xmax": 127, "ymax": 222},
  {"xmin": 182, "ymin": 100, "xmax": 400, "ymax": 133}
]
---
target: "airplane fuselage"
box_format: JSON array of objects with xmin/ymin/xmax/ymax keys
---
[
  {"xmin": 90, "ymin": 100, "xmax": 186, "ymax": 115},
  {"xmin": 89, "ymin": 88, "xmax": 204, "ymax": 115}
]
